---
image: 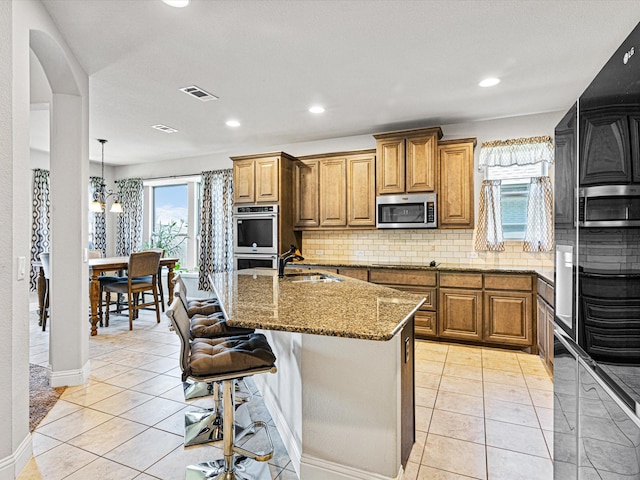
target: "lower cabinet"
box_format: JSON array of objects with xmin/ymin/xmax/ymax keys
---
[
  {"xmin": 438, "ymin": 288, "xmax": 483, "ymax": 341},
  {"xmin": 537, "ymin": 277, "xmax": 555, "ymax": 373},
  {"xmin": 484, "ymin": 290, "xmax": 532, "ymax": 346}
]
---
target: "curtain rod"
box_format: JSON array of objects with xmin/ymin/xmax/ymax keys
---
[{"xmin": 114, "ymin": 172, "xmax": 203, "ymax": 183}]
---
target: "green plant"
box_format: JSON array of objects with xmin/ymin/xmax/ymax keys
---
[{"xmin": 145, "ymin": 220, "xmax": 188, "ymax": 257}]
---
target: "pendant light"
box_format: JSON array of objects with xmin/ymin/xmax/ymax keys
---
[{"xmin": 90, "ymin": 139, "xmax": 123, "ymax": 213}]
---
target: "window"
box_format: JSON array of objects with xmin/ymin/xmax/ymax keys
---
[
  {"xmin": 486, "ymin": 163, "xmax": 546, "ymax": 240},
  {"xmin": 144, "ymin": 177, "xmax": 201, "ymax": 270}
]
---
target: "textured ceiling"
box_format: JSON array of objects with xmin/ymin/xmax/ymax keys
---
[{"xmin": 35, "ymin": 0, "xmax": 640, "ymax": 165}]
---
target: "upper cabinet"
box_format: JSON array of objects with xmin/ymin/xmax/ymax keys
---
[
  {"xmin": 231, "ymin": 152, "xmax": 297, "ymax": 204},
  {"xmin": 374, "ymin": 127, "xmax": 443, "ymax": 195},
  {"xmin": 294, "ymin": 150, "xmax": 376, "ymax": 229},
  {"xmin": 438, "ymin": 138, "xmax": 476, "ymax": 229},
  {"xmin": 579, "ymin": 105, "xmax": 640, "ymax": 185},
  {"xmin": 554, "ymin": 105, "xmax": 577, "ymax": 226}
]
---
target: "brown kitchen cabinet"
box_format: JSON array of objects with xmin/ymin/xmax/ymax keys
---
[
  {"xmin": 369, "ymin": 268, "xmax": 437, "ymax": 338},
  {"xmin": 294, "ymin": 150, "xmax": 376, "ymax": 230},
  {"xmin": 537, "ymin": 277, "xmax": 554, "ymax": 373},
  {"xmin": 438, "ymin": 138, "xmax": 476, "ymax": 229},
  {"xmin": 232, "ymin": 153, "xmax": 296, "ymax": 204},
  {"xmin": 374, "ymin": 127, "xmax": 443, "ymax": 195},
  {"xmin": 579, "ymin": 105, "xmax": 637, "ymax": 185},
  {"xmin": 484, "ymin": 291, "xmax": 532, "ymax": 346},
  {"xmin": 337, "ymin": 267, "xmax": 369, "ymax": 282},
  {"xmin": 438, "ymin": 271, "xmax": 484, "ymax": 342}
]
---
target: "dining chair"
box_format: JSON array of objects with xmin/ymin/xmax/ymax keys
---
[
  {"xmin": 88, "ymin": 249, "xmax": 126, "ymax": 324},
  {"xmin": 140, "ymin": 247, "xmax": 165, "ymax": 311},
  {"xmin": 38, "ymin": 252, "xmax": 51, "ymax": 332},
  {"xmin": 103, "ymin": 250, "xmax": 162, "ymax": 330}
]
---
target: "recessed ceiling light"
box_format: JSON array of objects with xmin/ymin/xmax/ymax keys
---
[
  {"xmin": 226, "ymin": 120, "xmax": 241, "ymax": 127},
  {"xmin": 309, "ymin": 105, "xmax": 325, "ymax": 114},
  {"xmin": 151, "ymin": 124, "xmax": 179, "ymax": 133},
  {"xmin": 479, "ymin": 77, "xmax": 501, "ymax": 88},
  {"xmin": 162, "ymin": 0, "xmax": 189, "ymax": 7}
]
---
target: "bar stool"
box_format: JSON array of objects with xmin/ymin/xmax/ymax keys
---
[
  {"xmin": 167, "ymin": 298, "xmax": 277, "ymax": 480},
  {"xmin": 174, "ymin": 274, "xmax": 221, "ymax": 317}
]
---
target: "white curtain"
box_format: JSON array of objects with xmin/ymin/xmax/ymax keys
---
[
  {"xmin": 475, "ymin": 180, "xmax": 504, "ymax": 251},
  {"xmin": 523, "ymin": 176, "xmax": 554, "ymax": 252},
  {"xmin": 479, "ymin": 135, "xmax": 553, "ymax": 169}
]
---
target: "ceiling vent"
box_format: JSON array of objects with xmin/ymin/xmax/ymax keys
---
[
  {"xmin": 151, "ymin": 124, "xmax": 179, "ymax": 134},
  {"xmin": 179, "ymin": 85, "xmax": 218, "ymax": 102}
]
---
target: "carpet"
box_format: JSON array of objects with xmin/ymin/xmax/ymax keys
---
[{"xmin": 29, "ymin": 364, "xmax": 66, "ymax": 432}]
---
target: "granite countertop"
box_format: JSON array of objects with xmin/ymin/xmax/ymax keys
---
[
  {"xmin": 296, "ymin": 260, "xmax": 555, "ymax": 285},
  {"xmin": 209, "ymin": 269, "xmax": 425, "ymax": 341}
]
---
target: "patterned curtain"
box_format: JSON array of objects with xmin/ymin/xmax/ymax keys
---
[
  {"xmin": 479, "ymin": 136, "xmax": 553, "ymax": 169},
  {"xmin": 475, "ymin": 180, "xmax": 504, "ymax": 251},
  {"xmin": 116, "ymin": 178, "xmax": 144, "ymax": 255},
  {"xmin": 30, "ymin": 169, "xmax": 51, "ymax": 291},
  {"xmin": 523, "ymin": 176, "xmax": 554, "ymax": 252},
  {"xmin": 198, "ymin": 169, "xmax": 234, "ymax": 290},
  {"xmin": 89, "ymin": 176, "xmax": 107, "ymax": 256}
]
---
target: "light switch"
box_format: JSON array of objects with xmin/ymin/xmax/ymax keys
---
[{"xmin": 17, "ymin": 256, "xmax": 26, "ymax": 281}]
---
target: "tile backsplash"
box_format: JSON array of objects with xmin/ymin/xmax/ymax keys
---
[{"xmin": 301, "ymin": 229, "xmax": 553, "ymax": 268}]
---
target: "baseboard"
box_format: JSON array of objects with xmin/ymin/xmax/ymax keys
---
[
  {"xmin": 300, "ymin": 453, "xmax": 403, "ymax": 480},
  {"xmin": 0, "ymin": 433, "xmax": 32, "ymax": 480},
  {"xmin": 47, "ymin": 359, "xmax": 90, "ymax": 387}
]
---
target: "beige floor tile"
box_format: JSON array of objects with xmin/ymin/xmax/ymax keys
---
[
  {"xmin": 434, "ymin": 390, "xmax": 484, "ymax": 418},
  {"xmin": 16, "ymin": 457, "xmax": 41, "ymax": 480},
  {"xmin": 482, "ymin": 357, "xmax": 522, "ymax": 372},
  {"xmin": 429, "ymin": 409, "xmax": 485, "ymax": 444},
  {"xmin": 482, "ymin": 368, "xmax": 526, "ymax": 387},
  {"xmin": 132, "ymin": 475, "xmax": 158, "ymax": 480},
  {"xmin": 543, "ymin": 429, "xmax": 553, "ymax": 459},
  {"xmin": 524, "ymin": 374, "xmax": 553, "ymax": 392},
  {"xmin": 88, "ymin": 389, "xmax": 155, "ymax": 416},
  {"xmin": 416, "ymin": 340, "xmax": 449, "ymax": 352},
  {"xmin": 404, "ymin": 461, "xmax": 420, "ymax": 480},
  {"xmin": 416, "ymin": 386, "xmax": 438, "ymax": 408},
  {"xmin": 36, "ymin": 407, "xmax": 114, "ymax": 442},
  {"xmin": 103, "ymin": 427, "xmax": 184, "ymax": 471},
  {"xmin": 416, "ymin": 405, "xmax": 434, "ymax": 432},
  {"xmin": 30, "ymin": 442, "xmax": 98, "ymax": 480},
  {"xmin": 486, "ymin": 446, "xmax": 552, "ymax": 480},
  {"xmin": 422, "ymin": 434, "xmax": 487, "ymax": 480},
  {"xmin": 535, "ymin": 406, "xmax": 554, "ymax": 431},
  {"xmin": 519, "ymin": 362, "xmax": 551, "ymax": 377},
  {"xmin": 528, "ymin": 388, "xmax": 554, "ymax": 409},
  {"xmin": 416, "ymin": 360, "xmax": 445, "ymax": 375},
  {"xmin": 89, "ymin": 363, "xmax": 134, "ymax": 382},
  {"xmin": 60, "ymin": 381, "xmax": 124, "ymax": 407},
  {"xmin": 408, "ymin": 431, "xmax": 427, "ymax": 464},
  {"xmin": 119, "ymin": 396, "xmax": 187, "ymax": 426},
  {"xmin": 418, "ymin": 466, "xmax": 482, "ymax": 479},
  {"xmin": 483, "ymin": 381, "xmax": 532, "ymax": 405},
  {"xmin": 445, "ymin": 352, "xmax": 483, "ymax": 367},
  {"xmin": 31, "ymin": 432, "xmax": 62, "ymax": 456},
  {"xmin": 64, "ymin": 457, "xmax": 140, "ymax": 480},
  {"xmin": 443, "ymin": 363, "xmax": 483, "ymax": 381},
  {"xmin": 144, "ymin": 443, "xmax": 223, "ymax": 479},
  {"xmin": 138, "ymin": 356, "xmax": 180, "ymax": 374},
  {"xmin": 484, "ymin": 398, "xmax": 539, "ymax": 428},
  {"xmin": 485, "ymin": 419, "xmax": 549, "ymax": 458},
  {"xmin": 130, "ymin": 373, "xmax": 181, "ymax": 396},
  {"xmin": 416, "ymin": 349, "xmax": 448, "ymax": 363},
  {"xmin": 67, "ymin": 416, "xmax": 149, "ymax": 456},
  {"xmin": 415, "ymin": 372, "xmax": 442, "ymax": 390},
  {"xmin": 153, "ymin": 405, "xmax": 193, "ymax": 436},
  {"xmin": 37, "ymin": 399, "xmax": 83, "ymax": 427},
  {"xmin": 439, "ymin": 375, "xmax": 483, "ymax": 397},
  {"xmin": 101, "ymin": 368, "xmax": 160, "ymax": 389}
]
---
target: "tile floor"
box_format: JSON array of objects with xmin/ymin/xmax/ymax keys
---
[{"xmin": 21, "ymin": 302, "xmax": 554, "ymax": 480}]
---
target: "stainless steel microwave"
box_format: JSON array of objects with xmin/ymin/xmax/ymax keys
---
[
  {"xmin": 376, "ymin": 193, "xmax": 437, "ymax": 229},
  {"xmin": 578, "ymin": 185, "xmax": 640, "ymax": 227}
]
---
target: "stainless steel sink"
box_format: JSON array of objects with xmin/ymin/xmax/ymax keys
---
[{"xmin": 284, "ymin": 272, "xmax": 343, "ymax": 283}]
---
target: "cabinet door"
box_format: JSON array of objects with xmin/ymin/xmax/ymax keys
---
[
  {"xmin": 406, "ymin": 133, "xmax": 437, "ymax": 193},
  {"xmin": 438, "ymin": 141, "xmax": 474, "ymax": 228},
  {"xmin": 319, "ymin": 158, "xmax": 347, "ymax": 227},
  {"xmin": 376, "ymin": 137, "xmax": 405, "ymax": 195},
  {"xmin": 438, "ymin": 288, "xmax": 483, "ymax": 341},
  {"xmin": 554, "ymin": 107, "xmax": 577, "ymax": 226},
  {"xmin": 415, "ymin": 311, "xmax": 437, "ymax": 338},
  {"xmin": 294, "ymin": 160, "xmax": 319, "ymax": 228},
  {"xmin": 233, "ymin": 159, "xmax": 255, "ymax": 204},
  {"xmin": 255, "ymin": 157, "xmax": 279, "ymax": 203},
  {"xmin": 400, "ymin": 317, "xmax": 415, "ymax": 467},
  {"xmin": 537, "ymin": 297, "xmax": 547, "ymax": 361},
  {"xmin": 580, "ymin": 109, "xmax": 631, "ymax": 185},
  {"xmin": 484, "ymin": 291, "xmax": 532, "ymax": 346},
  {"xmin": 545, "ymin": 304, "xmax": 554, "ymax": 370},
  {"xmin": 347, "ymin": 154, "xmax": 376, "ymax": 226}
]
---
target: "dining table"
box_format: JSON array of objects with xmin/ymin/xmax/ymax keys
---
[{"xmin": 34, "ymin": 255, "xmax": 179, "ymax": 336}]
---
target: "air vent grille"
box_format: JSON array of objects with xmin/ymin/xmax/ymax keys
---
[
  {"xmin": 151, "ymin": 124, "xmax": 179, "ymax": 134},
  {"xmin": 179, "ymin": 85, "xmax": 218, "ymax": 102}
]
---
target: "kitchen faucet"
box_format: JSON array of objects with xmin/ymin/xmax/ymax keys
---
[{"xmin": 278, "ymin": 244, "xmax": 304, "ymax": 277}]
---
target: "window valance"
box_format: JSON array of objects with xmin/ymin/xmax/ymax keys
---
[{"xmin": 479, "ymin": 135, "xmax": 553, "ymax": 169}]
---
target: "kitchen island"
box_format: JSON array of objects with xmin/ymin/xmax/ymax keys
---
[{"xmin": 209, "ymin": 268, "xmax": 425, "ymax": 480}]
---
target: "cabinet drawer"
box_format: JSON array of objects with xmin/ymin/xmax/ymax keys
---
[
  {"xmin": 537, "ymin": 278, "xmax": 555, "ymax": 307},
  {"xmin": 369, "ymin": 269, "xmax": 436, "ymax": 287},
  {"xmin": 485, "ymin": 274, "xmax": 533, "ymax": 291},
  {"xmin": 337, "ymin": 267, "xmax": 369, "ymax": 282},
  {"xmin": 390, "ymin": 285, "xmax": 436, "ymax": 310},
  {"xmin": 439, "ymin": 272, "xmax": 483, "ymax": 289},
  {"xmin": 415, "ymin": 311, "xmax": 436, "ymax": 337}
]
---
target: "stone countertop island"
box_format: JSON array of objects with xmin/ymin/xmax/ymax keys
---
[{"xmin": 209, "ymin": 268, "xmax": 425, "ymax": 480}]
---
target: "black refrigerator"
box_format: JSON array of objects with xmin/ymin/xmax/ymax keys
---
[{"xmin": 553, "ymin": 21, "xmax": 640, "ymax": 479}]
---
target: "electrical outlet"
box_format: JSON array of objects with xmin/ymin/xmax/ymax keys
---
[
  {"xmin": 316, "ymin": 249, "xmax": 324, "ymax": 255},
  {"xmin": 467, "ymin": 251, "xmax": 478, "ymax": 259},
  {"xmin": 426, "ymin": 245, "xmax": 435, "ymax": 252},
  {"xmin": 355, "ymin": 251, "xmax": 365, "ymax": 256},
  {"xmin": 17, "ymin": 256, "xmax": 26, "ymax": 280}
]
